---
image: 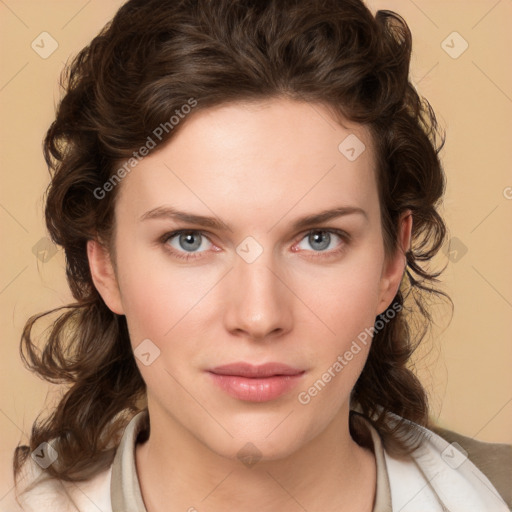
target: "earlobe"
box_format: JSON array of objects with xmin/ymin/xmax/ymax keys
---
[
  {"xmin": 376, "ymin": 210, "xmax": 413, "ymax": 315},
  {"xmin": 87, "ymin": 239, "xmax": 124, "ymax": 315}
]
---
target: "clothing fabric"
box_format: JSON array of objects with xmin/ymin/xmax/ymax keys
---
[{"xmin": 2, "ymin": 410, "xmax": 510, "ymax": 511}]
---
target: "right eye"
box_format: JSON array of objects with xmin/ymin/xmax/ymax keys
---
[{"xmin": 162, "ymin": 230, "xmax": 215, "ymax": 260}]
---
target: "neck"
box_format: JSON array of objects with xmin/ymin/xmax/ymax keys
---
[{"xmin": 135, "ymin": 403, "xmax": 376, "ymax": 512}]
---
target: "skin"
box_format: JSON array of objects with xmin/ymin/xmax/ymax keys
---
[{"xmin": 88, "ymin": 98, "xmax": 412, "ymax": 512}]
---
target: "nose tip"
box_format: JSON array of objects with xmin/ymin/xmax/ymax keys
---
[
  {"xmin": 229, "ymin": 296, "xmax": 288, "ymax": 341},
  {"xmin": 223, "ymin": 257, "xmax": 293, "ymax": 342}
]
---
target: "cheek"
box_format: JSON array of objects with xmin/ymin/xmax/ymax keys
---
[
  {"xmin": 114, "ymin": 243, "xmax": 222, "ymax": 353},
  {"xmin": 299, "ymin": 251, "xmax": 383, "ymax": 340},
  {"xmin": 293, "ymin": 250, "xmax": 383, "ymax": 399}
]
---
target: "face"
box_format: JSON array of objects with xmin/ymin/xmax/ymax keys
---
[{"xmin": 89, "ymin": 98, "xmax": 410, "ymax": 461}]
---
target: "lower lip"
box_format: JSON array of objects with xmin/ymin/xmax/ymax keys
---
[{"xmin": 207, "ymin": 372, "xmax": 305, "ymax": 402}]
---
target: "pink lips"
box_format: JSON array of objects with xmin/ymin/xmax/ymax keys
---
[{"xmin": 207, "ymin": 362, "xmax": 305, "ymax": 402}]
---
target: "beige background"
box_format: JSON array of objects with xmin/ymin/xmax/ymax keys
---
[{"xmin": 1, "ymin": 0, "xmax": 511, "ymax": 498}]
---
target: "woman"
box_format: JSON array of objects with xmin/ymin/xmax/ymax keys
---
[{"xmin": 6, "ymin": 0, "xmax": 511, "ymax": 511}]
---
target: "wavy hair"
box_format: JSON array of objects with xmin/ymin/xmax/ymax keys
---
[{"xmin": 15, "ymin": 0, "xmax": 451, "ymax": 482}]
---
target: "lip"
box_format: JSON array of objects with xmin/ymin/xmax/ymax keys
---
[
  {"xmin": 210, "ymin": 362, "xmax": 304, "ymax": 378},
  {"xmin": 207, "ymin": 362, "xmax": 305, "ymax": 402}
]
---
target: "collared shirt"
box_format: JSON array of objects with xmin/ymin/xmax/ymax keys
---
[{"xmin": 4, "ymin": 410, "xmax": 511, "ymax": 512}]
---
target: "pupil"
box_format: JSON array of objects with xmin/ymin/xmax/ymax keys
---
[
  {"xmin": 310, "ymin": 231, "xmax": 330, "ymax": 251},
  {"xmin": 180, "ymin": 232, "xmax": 201, "ymax": 251}
]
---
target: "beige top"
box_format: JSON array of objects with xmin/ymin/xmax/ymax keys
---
[{"xmin": 4, "ymin": 409, "xmax": 511, "ymax": 511}]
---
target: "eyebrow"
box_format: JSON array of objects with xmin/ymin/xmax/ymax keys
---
[{"xmin": 139, "ymin": 205, "xmax": 368, "ymax": 231}]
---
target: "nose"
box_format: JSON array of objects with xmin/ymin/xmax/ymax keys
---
[{"xmin": 223, "ymin": 252, "xmax": 293, "ymax": 342}]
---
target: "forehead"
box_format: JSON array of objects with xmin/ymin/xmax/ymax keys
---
[{"xmin": 115, "ymin": 98, "xmax": 379, "ymax": 228}]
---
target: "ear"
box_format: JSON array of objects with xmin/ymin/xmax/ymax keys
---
[
  {"xmin": 87, "ymin": 239, "xmax": 124, "ymax": 315},
  {"xmin": 376, "ymin": 210, "xmax": 412, "ymax": 316}
]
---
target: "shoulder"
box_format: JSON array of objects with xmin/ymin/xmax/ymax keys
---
[
  {"xmin": 431, "ymin": 424, "xmax": 512, "ymax": 509},
  {"xmin": 2, "ymin": 411, "xmax": 146, "ymax": 512},
  {"xmin": 354, "ymin": 410, "xmax": 512, "ymax": 511},
  {"xmin": 387, "ymin": 418, "xmax": 512, "ymax": 511},
  {"xmin": 1, "ymin": 457, "xmax": 113, "ymax": 512}
]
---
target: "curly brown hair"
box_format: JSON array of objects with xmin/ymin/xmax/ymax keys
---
[{"xmin": 14, "ymin": 0, "xmax": 451, "ymax": 483}]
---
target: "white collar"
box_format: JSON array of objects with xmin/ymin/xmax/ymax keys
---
[{"xmin": 382, "ymin": 418, "xmax": 509, "ymax": 511}]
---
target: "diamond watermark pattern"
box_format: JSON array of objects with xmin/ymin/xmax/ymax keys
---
[
  {"xmin": 32, "ymin": 237, "xmax": 58, "ymax": 262},
  {"xmin": 441, "ymin": 31, "xmax": 468, "ymax": 59},
  {"xmin": 134, "ymin": 338, "xmax": 161, "ymax": 366},
  {"xmin": 441, "ymin": 441, "xmax": 468, "ymax": 469},
  {"xmin": 237, "ymin": 442, "xmax": 262, "ymax": 468},
  {"xmin": 236, "ymin": 236, "xmax": 263, "ymax": 264},
  {"xmin": 31, "ymin": 442, "xmax": 58, "ymax": 469},
  {"xmin": 338, "ymin": 134, "xmax": 366, "ymax": 161},
  {"xmin": 443, "ymin": 236, "xmax": 468, "ymax": 263},
  {"xmin": 31, "ymin": 32, "xmax": 59, "ymax": 59}
]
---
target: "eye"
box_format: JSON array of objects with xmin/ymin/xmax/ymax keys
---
[
  {"xmin": 164, "ymin": 230, "xmax": 213, "ymax": 259},
  {"xmin": 160, "ymin": 228, "xmax": 349, "ymax": 262},
  {"xmin": 295, "ymin": 229, "xmax": 348, "ymax": 255}
]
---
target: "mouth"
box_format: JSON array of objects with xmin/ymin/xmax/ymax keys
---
[
  {"xmin": 209, "ymin": 362, "xmax": 305, "ymax": 378},
  {"xmin": 207, "ymin": 362, "xmax": 306, "ymax": 402}
]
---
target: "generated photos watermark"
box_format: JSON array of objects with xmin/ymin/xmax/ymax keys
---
[
  {"xmin": 93, "ymin": 97, "xmax": 198, "ymax": 200},
  {"xmin": 297, "ymin": 301, "xmax": 402, "ymax": 405}
]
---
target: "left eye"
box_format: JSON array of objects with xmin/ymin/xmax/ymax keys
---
[{"xmin": 296, "ymin": 230, "xmax": 344, "ymax": 252}]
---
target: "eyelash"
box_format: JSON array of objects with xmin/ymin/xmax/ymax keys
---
[{"xmin": 160, "ymin": 229, "xmax": 351, "ymax": 262}]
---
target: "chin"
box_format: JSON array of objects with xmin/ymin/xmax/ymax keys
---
[{"xmin": 196, "ymin": 415, "xmax": 317, "ymax": 465}]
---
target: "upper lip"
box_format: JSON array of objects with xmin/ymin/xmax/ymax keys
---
[{"xmin": 208, "ymin": 362, "xmax": 305, "ymax": 378}]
